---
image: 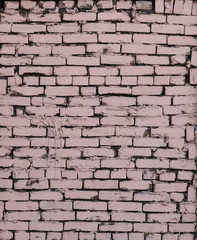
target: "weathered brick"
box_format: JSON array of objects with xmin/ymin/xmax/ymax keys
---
[
  {"xmin": 117, "ymin": 23, "xmax": 150, "ymax": 32},
  {"xmin": 63, "ymin": 12, "xmax": 96, "ymax": 21},
  {"xmin": 29, "ymin": 13, "xmax": 61, "ymax": 22},
  {"xmin": 168, "ymin": 36, "xmax": 197, "ymax": 46},
  {"xmin": 64, "ymin": 34, "xmax": 97, "ymax": 43},
  {"xmin": 120, "ymin": 66, "xmax": 154, "ymax": 76},
  {"xmin": 54, "ymin": 66, "xmax": 87, "ymax": 76},
  {"xmin": 133, "ymin": 34, "xmax": 167, "ymax": 44},
  {"xmin": 83, "ymin": 23, "xmax": 115, "ymax": 32},
  {"xmin": 98, "ymin": 11, "xmax": 130, "ymax": 21},
  {"xmin": 29, "ymin": 34, "xmax": 62, "ymax": 44},
  {"xmin": 99, "ymin": 34, "xmax": 131, "ymax": 43}
]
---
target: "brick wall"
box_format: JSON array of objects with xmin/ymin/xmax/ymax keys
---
[{"xmin": 0, "ymin": 0, "xmax": 196, "ymax": 239}]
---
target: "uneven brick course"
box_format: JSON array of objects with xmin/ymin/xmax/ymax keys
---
[{"xmin": 0, "ymin": 0, "xmax": 196, "ymax": 239}]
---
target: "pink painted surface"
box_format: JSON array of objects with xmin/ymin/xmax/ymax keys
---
[{"xmin": 0, "ymin": 0, "xmax": 196, "ymax": 239}]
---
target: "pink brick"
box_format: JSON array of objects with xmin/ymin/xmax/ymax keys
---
[
  {"xmin": 169, "ymin": 224, "xmax": 195, "ymax": 233},
  {"xmin": 83, "ymin": 23, "xmax": 115, "ymax": 32},
  {"xmin": 129, "ymin": 233, "xmax": 144, "ymax": 240},
  {"xmin": 64, "ymin": 34, "xmax": 97, "ymax": 43},
  {"xmin": 168, "ymin": 36, "xmax": 197, "ymax": 46},
  {"xmin": 99, "ymin": 222, "xmax": 132, "ymax": 232},
  {"xmin": 40, "ymin": 201, "xmax": 71, "ymax": 210},
  {"xmin": 0, "ymin": 117, "xmax": 30, "ymax": 126},
  {"xmin": 10, "ymin": 86, "xmax": 44, "ymax": 96},
  {"xmin": 116, "ymin": 1, "xmax": 132, "ymax": 9},
  {"xmin": 45, "ymin": 86, "xmax": 79, "ymax": 96},
  {"xmin": 84, "ymin": 180, "xmax": 118, "ymax": 189},
  {"xmin": 98, "ymin": 12, "xmax": 130, "ymax": 21},
  {"xmin": 120, "ymin": 181, "xmax": 152, "ymax": 190},
  {"xmin": 63, "ymin": 12, "xmax": 96, "ymax": 21},
  {"xmin": 64, "ymin": 222, "xmax": 98, "ymax": 232},
  {"xmin": 134, "ymin": 223, "xmax": 167, "ymax": 233},
  {"xmin": 47, "ymin": 23, "xmax": 79, "ymax": 33},
  {"xmin": 87, "ymin": 44, "xmax": 120, "ymax": 53},
  {"xmin": 19, "ymin": 66, "xmax": 52, "ymax": 75},
  {"xmin": 72, "ymin": 77, "xmax": 89, "ymax": 86},
  {"xmin": 74, "ymin": 201, "xmax": 107, "ymax": 210},
  {"xmin": 0, "ymin": 35, "xmax": 28, "ymax": 43},
  {"xmin": 0, "ymin": 23, "xmax": 11, "ymax": 32},
  {"xmin": 136, "ymin": 116, "xmax": 169, "ymax": 127},
  {"xmin": 112, "ymin": 212, "xmax": 145, "ymax": 221},
  {"xmin": 137, "ymin": 55, "xmax": 169, "ymax": 65},
  {"xmin": 33, "ymin": 56, "xmax": 65, "ymax": 65},
  {"xmin": 134, "ymin": 138, "xmax": 165, "ymax": 147},
  {"xmin": 0, "ymin": 192, "xmax": 28, "ymax": 201},
  {"xmin": 190, "ymin": 68, "xmax": 197, "ymax": 84},
  {"xmin": 54, "ymin": 66, "xmax": 87, "ymax": 76},
  {"xmin": 12, "ymin": 24, "xmax": 46, "ymax": 33},
  {"xmin": 167, "ymin": 15, "xmax": 197, "ymax": 25},
  {"xmin": 77, "ymin": 211, "xmax": 109, "ymax": 221},
  {"xmin": 50, "ymin": 180, "xmax": 82, "ymax": 189},
  {"xmin": 29, "ymin": 13, "xmax": 61, "ymax": 22},
  {"xmin": 0, "ymin": 80, "xmax": 6, "ymax": 94},
  {"xmin": 0, "ymin": 137, "xmax": 29, "ymax": 147},
  {"xmin": 148, "ymin": 214, "xmax": 180, "ymax": 223},
  {"xmin": 185, "ymin": 26, "xmax": 197, "ymax": 35},
  {"xmin": 101, "ymin": 55, "xmax": 134, "ymax": 65},
  {"xmin": 97, "ymin": 0, "xmax": 113, "ymax": 9},
  {"xmin": 49, "ymin": 149, "xmax": 81, "ymax": 158},
  {"xmin": 52, "ymin": 46, "xmax": 85, "ymax": 56},
  {"xmin": 155, "ymin": 183, "xmax": 187, "ymax": 192},
  {"xmin": 109, "ymin": 201, "xmax": 142, "ymax": 211},
  {"xmin": 0, "ymin": 221, "xmax": 28, "ymax": 231},
  {"xmin": 105, "ymin": 76, "xmax": 121, "ymax": 85},
  {"xmin": 174, "ymin": 0, "xmax": 192, "ymax": 15},
  {"xmin": 101, "ymin": 116, "xmax": 134, "ymax": 125},
  {"xmin": 89, "ymin": 67, "xmax": 118, "ymax": 76},
  {"xmin": 129, "ymin": 106, "xmax": 162, "ymax": 116},
  {"xmin": 18, "ymin": 46, "xmax": 51, "ymax": 55},
  {"xmin": 135, "ymin": 14, "xmax": 166, "ymax": 23},
  {"xmin": 0, "ymin": 67, "xmax": 14, "ymax": 76},
  {"xmin": 66, "ymin": 138, "xmax": 98, "ymax": 147},
  {"xmin": 67, "ymin": 159, "xmax": 99, "ymax": 170},
  {"xmin": 155, "ymin": 66, "xmax": 187, "ymax": 75},
  {"xmin": 117, "ymin": 23, "xmax": 150, "ymax": 32},
  {"xmin": 61, "ymin": 107, "xmax": 93, "ymax": 116},
  {"xmin": 120, "ymin": 66, "xmax": 154, "ymax": 76},
  {"xmin": 63, "ymin": 232, "xmax": 78, "ymax": 240},
  {"xmin": 30, "ymin": 222, "xmax": 63, "ymax": 232},
  {"xmin": 5, "ymin": 211, "xmax": 40, "ymax": 221},
  {"xmin": 144, "ymin": 203, "xmax": 176, "ymax": 212},
  {"xmin": 99, "ymin": 86, "xmax": 131, "ymax": 95},
  {"xmin": 132, "ymin": 86, "xmax": 162, "ymax": 95},
  {"xmin": 4, "ymin": 1, "xmax": 19, "ymax": 9},
  {"xmin": 0, "ymin": 45, "xmax": 15, "ymax": 54},
  {"xmin": 29, "ymin": 34, "xmax": 62, "ymax": 44},
  {"xmin": 133, "ymin": 34, "xmax": 167, "ymax": 44},
  {"xmin": 99, "ymin": 34, "xmax": 131, "ymax": 43},
  {"xmin": 152, "ymin": 24, "xmax": 184, "ymax": 34},
  {"xmin": 67, "ymin": 56, "xmax": 100, "ymax": 66},
  {"xmin": 0, "ymin": 13, "xmax": 26, "ymax": 23},
  {"xmin": 42, "ymin": 211, "xmax": 74, "ymax": 221}
]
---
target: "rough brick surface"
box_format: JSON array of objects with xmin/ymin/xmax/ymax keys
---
[{"xmin": 0, "ymin": 0, "xmax": 196, "ymax": 239}]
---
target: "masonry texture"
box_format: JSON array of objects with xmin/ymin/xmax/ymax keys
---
[{"xmin": 0, "ymin": 0, "xmax": 197, "ymax": 239}]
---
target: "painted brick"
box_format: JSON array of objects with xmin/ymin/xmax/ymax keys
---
[
  {"xmin": 29, "ymin": 13, "xmax": 61, "ymax": 22},
  {"xmin": 98, "ymin": 12, "xmax": 130, "ymax": 21},
  {"xmin": 0, "ymin": 2, "xmax": 196, "ymax": 238},
  {"xmin": 63, "ymin": 12, "xmax": 96, "ymax": 21},
  {"xmin": 133, "ymin": 34, "xmax": 167, "ymax": 44},
  {"xmin": 64, "ymin": 34, "xmax": 97, "ymax": 43}
]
